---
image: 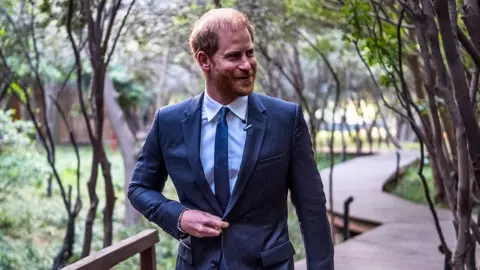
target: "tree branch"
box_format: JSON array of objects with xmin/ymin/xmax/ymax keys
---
[
  {"xmin": 106, "ymin": 0, "xmax": 136, "ymax": 66},
  {"xmin": 470, "ymin": 66, "xmax": 479, "ymax": 109},
  {"xmin": 101, "ymin": 0, "xmax": 122, "ymax": 57},
  {"xmin": 457, "ymin": 26, "xmax": 480, "ymax": 68}
]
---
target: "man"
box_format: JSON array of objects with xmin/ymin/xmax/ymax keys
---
[{"xmin": 128, "ymin": 7, "xmax": 334, "ymax": 270}]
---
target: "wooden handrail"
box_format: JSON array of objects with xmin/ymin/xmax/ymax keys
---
[{"xmin": 62, "ymin": 229, "xmax": 159, "ymax": 270}]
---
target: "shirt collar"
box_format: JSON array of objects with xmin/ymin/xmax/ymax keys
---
[{"xmin": 203, "ymin": 91, "xmax": 248, "ymax": 122}]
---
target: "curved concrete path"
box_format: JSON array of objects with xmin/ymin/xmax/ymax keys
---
[{"xmin": 294, "ymin": 150, "xmax": 456, "ymax": 270}]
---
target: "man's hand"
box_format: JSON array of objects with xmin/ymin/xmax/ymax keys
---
[{"xmin": 180, "ymin": 209, "xmax": 229, "ymax": 237}]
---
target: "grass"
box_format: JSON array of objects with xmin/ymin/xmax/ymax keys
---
[
  {"xmin": 389, "ymin": 160, "xmax": 449, "ymax": 209},
  {"xmin": 0, "ymin": 145, "xmax": 353, "ymax": 269},
  {"xmin": 390, "ymin": 162, "xmax": 435, "ymax": 204}
]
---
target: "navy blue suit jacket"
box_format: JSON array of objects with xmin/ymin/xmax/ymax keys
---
[{"xmin": 128, "ymin": 92, "xmax": 334, "ymax": 269}]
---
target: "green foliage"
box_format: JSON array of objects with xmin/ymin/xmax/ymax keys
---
[
  {"xmin": 109, "ymin": 68, "xmax": 148, "ymax": 109},
  {"xmin": 342, "ymin": 0, "xmax": 402, "ymax": 70},
  {"xmin": 379, "ymin": 74, "xmax": 392, "ymax": 87},
  {"xmin": 284, "ymin": 0, "xmax": 342, "ymax": 30},
  {"xmin": 0, "ymin": 26, "xmax": 6, "ymax": 37},
  {"xmin": 6, "ymin": 82, "xmax": 28, "ymax": 103},
  {"xmin": 390, "ymin": 161, "xmax": 446, "ymax": 208},
  {"xmin": 37, "ymin": 0, "xmax": 86, "ymax": 31},
  {"xmin": 0, "ymin": 110, "xmax": 50, "ymax": 268},
  {"xmin": 115, "ymin": 81, "xmax": 146, "ymax": 109},
  {"xmin": 0, "ymin": 145, "xmax": 179, "ymax": 269},
  {"xmin": 0, "ymin": 110, "xmax": 50, "ymax": 202},
  {"xmin": 0, "ymin": 233, "xmax": 48, "ymax": 270}
]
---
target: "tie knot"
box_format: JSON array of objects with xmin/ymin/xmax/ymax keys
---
[{"xmin": 220, "ymin": 106, "xmax": 230, "ymax": 119}]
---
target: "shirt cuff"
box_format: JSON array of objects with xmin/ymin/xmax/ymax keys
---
[{"xmin": 177, "ymin": 207, "xmax": 190, "ymax": 237}]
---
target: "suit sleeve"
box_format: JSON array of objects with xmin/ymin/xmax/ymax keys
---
[
  {"xmin": 288, "ymin": 105, "xmax": 334, "ymax": 269},
  {"xmin": 127, "ymin": 109, "xmax": 186, "ymax": 240}
]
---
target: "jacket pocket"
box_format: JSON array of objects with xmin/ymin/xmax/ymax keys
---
[
  {"xmin": 261, "ymin": 240, "xmax": 296, "ymax": 267},
  {"xmin": 257, "ymin": 153, "xmax": 286, "ymax": 164},
  {"xmin": 178, "ymin": 240, "xmax": 193, "ymax": 265}
]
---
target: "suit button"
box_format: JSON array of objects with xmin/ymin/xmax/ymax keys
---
[{"xmin": 211, "ymin": 260, "xmax": 218, "ymax": 267}]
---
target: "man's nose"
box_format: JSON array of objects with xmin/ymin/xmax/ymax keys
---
[{"xmin": 238, "ymin": 56, "xmax": 253, "ymax": 71}]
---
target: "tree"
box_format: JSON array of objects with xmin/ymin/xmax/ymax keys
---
[
  {"xmin": 36, "ymin": 0, "xmax": 136, "ymax": 256},
  {"xmin": 0, "ymin": 2, "xmax": 84, "ymax": 267},
  {"xmin": 323, "ymin": 0, "xmax": 480, "ymax": 268},
  {"xmin": 64, "ymin": 0, "xmax": 135, "ymax": 255}
]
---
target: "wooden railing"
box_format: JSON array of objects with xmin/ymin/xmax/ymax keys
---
[{"xmin": 62, "ymin": 229, "xmax": 159, "ymax": 270}]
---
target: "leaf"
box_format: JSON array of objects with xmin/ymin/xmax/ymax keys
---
[
  {"xmin": 379, "ymin": 74, "xmax": 391, "ymax": 87},
  {"xmin": 8, "ymin": 82, "xmax": 26, "ymax": 103},
  {"xmin": 39, "ymin": 0, "xmax": 51, "ymax": 14}
]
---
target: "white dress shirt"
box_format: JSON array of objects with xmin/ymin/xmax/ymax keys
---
[{"xmin": 200, "ymin": 91, "xmax": 248, "ymax": 194}]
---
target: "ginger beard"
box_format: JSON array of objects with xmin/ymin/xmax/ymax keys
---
[{"xmin": 209, "ymin": 60, "xmax": 256, "ymax": 99}]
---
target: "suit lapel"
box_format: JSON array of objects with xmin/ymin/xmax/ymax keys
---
[
  {"xmin": 225, "ymin": 93, "xmax": 267, "ymax": 217},
  {"xmin": 182, "ymin": 93, "xmax": 223, "ymax": 216}
]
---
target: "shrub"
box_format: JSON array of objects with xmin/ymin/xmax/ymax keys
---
[{"xmin": 0, "ymin": 109, "xmax": 50, "ymax": 201}]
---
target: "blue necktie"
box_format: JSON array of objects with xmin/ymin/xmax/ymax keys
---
[{"xmin": 215, "ymin": 107, "xmax": 230, "ymax": 212}]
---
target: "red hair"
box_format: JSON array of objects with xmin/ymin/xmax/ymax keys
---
[{"xmin": 188, "ymin": 8, "xmax": 255, "ymax": 57}]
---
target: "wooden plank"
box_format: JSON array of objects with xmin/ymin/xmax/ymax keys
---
[
  {"xmin": 295, "ymin": 219, "xmax": 462, "ymax": 270},
  {"xmin": 320, "ymin": 151, "xmax": 453, "ymax": 224},
  {"xmin": 140, "ymin": 246, "xmax": 156, "ymax": 270},
  {"xmin": 62, "ymin": 229, "xmax": 159, "ymax": 270},
  {"xmin": 296, "ymin": 221, "xmax": 479, "ymax": 270},
  {"xmin": 294, "ymin": 150, "xmax": 457, "ymax": 269}
]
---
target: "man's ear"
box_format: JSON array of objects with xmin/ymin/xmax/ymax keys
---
[{"xmin": 196, "ymin": 51, "xmax": 211, "ymax": 71}]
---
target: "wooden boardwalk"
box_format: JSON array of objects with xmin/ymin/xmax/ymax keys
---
[{"xmin": 294, "ymin": 150, "xmax": 457, "ymax": 270}]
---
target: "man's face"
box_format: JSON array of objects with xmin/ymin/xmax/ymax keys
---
[{"xmin": 208, "ymin": 26, "xmax": 257, "ymax": 99}]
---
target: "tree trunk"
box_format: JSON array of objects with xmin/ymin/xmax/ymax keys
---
[
  {"xmin": 440, "ymin": 107, "xmax": 457, "ymax": 166},
  {"xmin": 354, "ymin": 124, "xmax": 362, "ymax": 155},
  {"xmin": 435, "ymin": 0, "xmax": 480, "ymax": 192},
  {"xmin": 405, "ymin": 52, "xmax": 436, "ymax": 139},
  {"xmin": 123, "ymin": 108, "xmax": 140, "ymax": 136},
  {"xmin": 424, "ymin": 39, "xmax": 458, "ymax": 217},
  {"xmin": 406, "ymin": 51, "xmax": 438, "ymax": 147},
  {"xmin": 99, "ymin": 147, "xmax": 115, "ymax": 248},
  {"xmin": 53, "ymin": 211, "xmax": 76, "ymax": 269},
  {"xmin": 452, "ymin": 126, "xmax": 470, "ymax": 269},
  {"xmin": 396, "ymin": 116, "xmax": 404, "ymax": 141},
  {"xmin": 411, "ymin": 1, "xmax": 458, "ymax": 218},
  {"xmin": 156, "ymin": 47, "xmax": 170, "ymax": 110},
  {"xmin": 45, "ymin": 86, "xmax": 57, "ymax": 197},
  {"xmin": 462, "ymin": 2, "xmax": 480, "ymax": 52},
  {"xmin": 366, "ymin": 111, "xmax": 377, "ymax": 153},
  {"xmin": 465, "ymin": 233, "xmax": 476, "ymax": 269},
  {"xmin": 104, "ymin": 74, "xmax": 140, "ymax": 226},
  {"xmin": 81, "ymin": 149, "xmax": 100, "ymax": 258},
  {"xmin": 430, "ymin": 156, "xmax": 446, "ymax": 203},
  {"xmin": 340, "ymin": 107, "xmax": 347, "ymax": 161}
]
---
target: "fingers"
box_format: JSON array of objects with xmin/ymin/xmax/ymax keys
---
[
  {"xmin": 204, "ymin": 218, "xmax": 229, "ymax": 229},
  {"xmin": 203, "ymin": 212, "xmax": 221, "ymax": 220},
  {"xmin": 195, "ymin": 225, "xmax": 222, "ymax": 237},
  {"xmin": 181, "ymin": 210, "xmax": 230, "ymax": 237},
  {"xmin": 202, "ymin": 212, "xmax": 230, "ymax": 228}
]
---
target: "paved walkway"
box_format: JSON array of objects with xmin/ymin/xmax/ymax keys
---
[{"xmin": 294, "ymin": 150, "xmax": 457, "ymax": 270}]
